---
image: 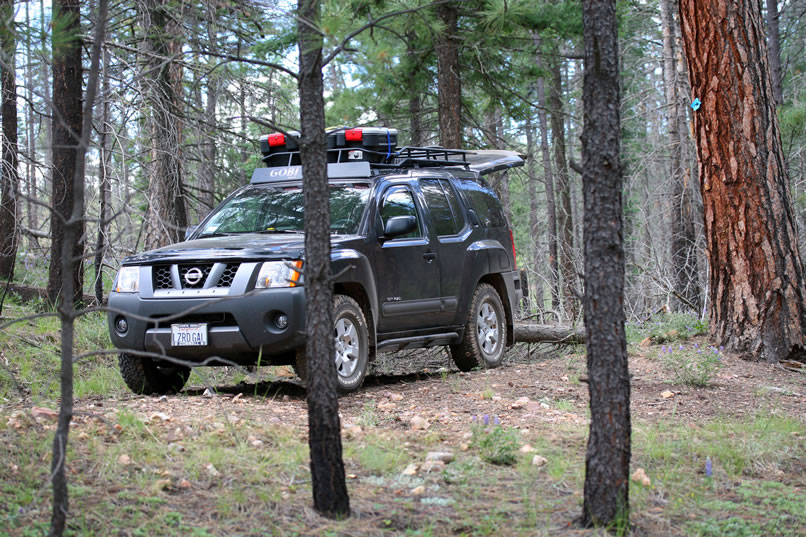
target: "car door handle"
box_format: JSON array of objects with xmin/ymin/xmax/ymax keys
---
[{"xmin": 423, "ymin": 252, "xmax": 436, "ymax": 263}]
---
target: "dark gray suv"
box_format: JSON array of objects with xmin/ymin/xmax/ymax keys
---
[{"xmin": 108, "ymin": 127, "xmax": 524, "ymax": 394}]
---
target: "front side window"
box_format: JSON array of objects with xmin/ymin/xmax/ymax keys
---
[
  {"xmin": 379, "ymin": 187, "xmax": 422, "ymax": 239},
  {"xmin": 197, "ymin": 184, "xmax": 370, "ymax": 237}
]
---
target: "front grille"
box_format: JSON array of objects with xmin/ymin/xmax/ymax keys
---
[
  {"xmin": 152, "ymin": 262, "xmax": 240, "ymax": 290},
  {"xmin": 218, "ymin": 264, "xmax": 239, "ymax": 287},
  {"xmin": 154, "ymin": 266, "xmax": 173, "ymax": 289}
]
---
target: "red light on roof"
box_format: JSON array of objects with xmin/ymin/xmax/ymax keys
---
[
  {"xmin": 344, "ymin": 128, "xmax": 363, "ymax": 142},
  {"xmin": 268, "ymin": 133, "xmax": 286, "ymax": 147}
]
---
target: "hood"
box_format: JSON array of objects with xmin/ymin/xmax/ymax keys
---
[{"xmin": 122, "ymin": 232, "xmax": 361, "ymax": 265}]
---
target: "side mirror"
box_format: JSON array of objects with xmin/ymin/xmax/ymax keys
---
[
  {"xmin": 383, "ymin": 215, "xmax": 417, "ymax": 238},
  {"xmin": 184, "ymin": 225, "xmax": 198, "ymax": 241}
]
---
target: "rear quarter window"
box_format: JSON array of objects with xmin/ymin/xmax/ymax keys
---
[{"xmin": 457, "ymin": 178, "xmax": 507, "ymax": 228}]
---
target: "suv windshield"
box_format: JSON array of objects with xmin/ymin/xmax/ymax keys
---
[{"xmin": 197, "ymin": 184, "xmax": 371, "ymax": 237}]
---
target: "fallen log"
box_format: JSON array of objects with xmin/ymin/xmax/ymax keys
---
[
  {"xmin": 5, "ymin": 283, "xmax": 102, "ymax": 306},
  {"xmin": 514, "ymin": 323, "xmax": 585, "ymax": 345}
]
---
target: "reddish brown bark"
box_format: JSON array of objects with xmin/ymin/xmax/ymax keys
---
[{"xmin": 679, "ymin": 0, "xmax": 806, "ymax": 363}]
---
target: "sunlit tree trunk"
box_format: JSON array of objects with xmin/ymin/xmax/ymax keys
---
[
  {"xmin": 581, "ymin": 0, "xmax": 630, "ymax": 526},
  {"xmin": 679, "ymin": 0, "xmax": 806, "ymax": 363}
]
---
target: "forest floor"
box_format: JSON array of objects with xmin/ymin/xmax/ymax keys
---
[{"xmin": 1, "ymin": 319, "xmax": 805, "ymax": 536}]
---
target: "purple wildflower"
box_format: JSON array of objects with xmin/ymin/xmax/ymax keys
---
[
  {"xmin": 482, "ymin": 414, "xmax": 490, "ymax": 425},
  {"xmin": 493, "ymin": 416, "xmax": 501, "ymax": 425},
  {"xmin": 705, "ymin": 457, "xmax": 713, "ymax": 477}
]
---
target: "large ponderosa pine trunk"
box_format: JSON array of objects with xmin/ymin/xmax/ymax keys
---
[
  {"xmin": 297, "ymin": 0, "xmax": 350, "ymax": 519},
  {"xmin": 679, "ymin": 0, "xmax": 806, "ymax": 363},
  {"xmin": 0, "ymin": 0, "xmax": 18, "ymax": 284},
  {"xmin": 46, "ymin": 0, "xmax": 83, "ymax": 308},
  {"xmin": 580, "ymin": 0, "xmax": 631, "ymax": 527}
]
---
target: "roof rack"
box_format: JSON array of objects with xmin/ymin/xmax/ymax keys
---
[{"xmin": 258, "ymin": 127, "xmax": 525, "ymax": 177}]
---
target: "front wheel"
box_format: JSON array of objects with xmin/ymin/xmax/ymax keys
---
[
  {"xmin": 450, "ymin": 283, "xmax": 507, "ymax": 371},
  {"xmin": 295, "ymin": 295, "xmax": 369, "ymax": 394},
  {"xmin": 119, "ymin": 353, "xmax": 190, "ymax": 395}
]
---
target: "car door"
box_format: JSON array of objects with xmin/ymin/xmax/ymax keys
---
[
  {"xmin": 419, "ymin": 177, "xmax": 468, "ymax": 325},
  {"xmin": 373, "ymin": 184, "xmax": 442, "ymax": 332}
]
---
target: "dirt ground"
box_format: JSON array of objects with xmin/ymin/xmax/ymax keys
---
[{"xmin": 79, "ymin": 339, "xmax": 806, "ymax": 442}]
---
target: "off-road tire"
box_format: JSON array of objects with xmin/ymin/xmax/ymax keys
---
[
  {"xmin": 450, "ymin": 283, "xmax": 507, "ymax": 371},
  {"xmin": 294, "ymin": 295, "xmax": 369, "ymax": 394},
  {"xmin": 119, "ymin": 353, "xmax": 191, "ymax": 395}
]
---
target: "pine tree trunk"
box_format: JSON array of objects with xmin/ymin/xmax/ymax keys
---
[
  {"xmin": 580, "ymin": 0, "xmax": 630, "ymax": 527},
  {"xmin": 533, "ymin": 33, "xmax": 560, "ymax": 313},
  {"xmin": 525, "ymin": 116, "xmax": 545, "ymax": 313},
  {"xmin": 679, "ymin": 0, "xmax": 806, "ymax": 363},
  {"xmin": 47, "ymin": 0, "xmax": 84, "ymax": 308},
  {"xmin": 94, "ymin": 47, "xmax": 111, "ymax": 305},
  {"xmin": 548, "ymin": 57, "xmax": 576, "ymax": 321},
  {"xmin": 297, "ymin": 0, "xmax": 350, "ymax": 518},
  {"xmin": 0, "ymin": 0, "xmax": 19, "ymax": 283},
  {"xmin": 660, "ymin": 0, "xmax": 701, "ymax": 312},
  {"xmin": 765, "ymin": 0, "xmax": 783, "ymax": 104},
  {"xmin": 436, "ymin": 3, "xmax": 461, "ymax": 148},
  {"xmin": 141, "ymin": 0, "xmax": 188, "ymax": 248}
]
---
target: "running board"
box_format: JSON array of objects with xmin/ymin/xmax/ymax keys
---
[{"xmin": 376, "ymin": 332, "xmax": 460, "ymax": 353}]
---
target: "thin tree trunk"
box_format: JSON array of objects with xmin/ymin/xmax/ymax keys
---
[
  {"xmin": 766, "ymin": 0, "xmax": 783, "ymax": 104},
  {"xmin": 24, "ymin": 1, "xmax": 36, "ymax": 238},
  {"xmin": 533, "ymin": 33, "xmax": 560, "ymax": 313},
  {"xmin": 0, "ymin": 0, "xmax": 19, "ymax": 283},
  {"xmin": 436, "ymin": 3, "xmax": 461, "ymax": 148},
  {"xmin": 47, "ymin": 0, "xmax": 84, "ymax": 308},
  {"xmin": 94, "ymin": 47, "xmax": 111, "ymax": 305},
  {"xmin": 199, "ymin": 2, "xmax": 217, "ymax": 213},
  {"xmin": 549, "ymin": 56, "xmax": 576, "ymax": 321},
  {"xmin": 141, "ymin": 0, "xmax": 188, "ymax": 248},
  {"xmin": 49, "ymin": 3, "xmax": 106, "ymax": 534},
  {"xmin": 660, "ymin": 0, "xmax": 701, "ymax": 312},
  {"xmin": 297, "ymin": 0, "xmax": 350, "ymax": 518},
  {"xmin": 525, "ymin": 115, "xmax": 544, "ymax": 313},
  {"xmin": 39, "ymin": 0, "xmax": 51, "ymax": 226},
  {"xmin": 679, "ymin": 0, "xmax": 806, "ymax": 363},
  {"xmin": 580, "ymin": 0, "xmax": 630, "ymax": 527}
]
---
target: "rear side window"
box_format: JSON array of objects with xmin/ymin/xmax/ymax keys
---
[
  {"xmin": 457, "ymin": 178, "xmax": 507, "ymax": 228},
  {"xmin": 420, "ymin": 178, "xmax": 465, "ymax": 236}
]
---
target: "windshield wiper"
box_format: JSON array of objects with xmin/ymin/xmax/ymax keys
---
[
  {"xmin": 197, "ymin": 231, "xmax": 238, "ymax": 238},
  {"xmin": 254, "ymin": 229, "xmax": 304, "ymax": 234}
]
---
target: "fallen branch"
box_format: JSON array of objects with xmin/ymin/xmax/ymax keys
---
[{"xmin": 514, "ymin": 322, "xmax": 585, "ymax": 345}]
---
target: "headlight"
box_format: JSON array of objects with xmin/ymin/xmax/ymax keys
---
[
  {"xmin": 115, "ymin": 266, "xmax": 140, "ymax": 293},
  {"xmin": 255, "ymin": 260, "xmax": 302, "ymax": 288}
]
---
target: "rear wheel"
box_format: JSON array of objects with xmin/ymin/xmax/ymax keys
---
[
  {"xmin": 450, "ymin": 283, "xmax": 507, "ymax": 371},
  {"xmin": 295, "ymin": 295, "xmax": 369, "ymax": 394},
  {"xmin": 119, "ymin": 353, "xmax": 190, "ymax": 395}
]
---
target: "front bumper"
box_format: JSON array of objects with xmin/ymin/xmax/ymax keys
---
[{"xmin": 108, "ymin": 287, "xmax": 307, "ymax": 364}]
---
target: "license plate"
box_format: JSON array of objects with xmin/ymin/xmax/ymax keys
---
[{"xmin": 171, "ymin": 323, "xmax": 208, "ymax": 346}]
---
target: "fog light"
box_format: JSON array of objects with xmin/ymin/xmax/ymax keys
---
[
  {"xmin": 115, "ymin": 316, "xmax": 128, "ymax": 334},
  {"xmin": 275, "ymin": 314, "xmax": 289, "ymax": 330}
]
